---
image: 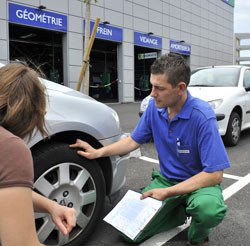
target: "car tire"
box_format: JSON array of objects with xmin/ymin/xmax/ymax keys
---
[
  {"xmin": 32, "ymin": 142, "xmax": 106, "ymax": 246},
  {"xmin": 223, "ymin": 112, "xmax": 241, "ymax": 146}
]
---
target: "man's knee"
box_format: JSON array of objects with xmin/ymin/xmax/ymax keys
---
[{"xmin": 187, "ymin": 195, "xmax": 227, "ymax": 227}]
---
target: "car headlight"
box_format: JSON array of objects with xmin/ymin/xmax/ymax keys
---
[{"xmin": 208, "ymin": 99, "xmax": 223, "ymax": 109}]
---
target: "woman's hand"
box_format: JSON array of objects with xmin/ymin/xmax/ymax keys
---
[
  {"xmin": 32, "ymin": 191, "xmax": 76, "ymax": 236},
  {"xmin": 49, "ymin": 201, "xmax": 76, "ymax": 235}
]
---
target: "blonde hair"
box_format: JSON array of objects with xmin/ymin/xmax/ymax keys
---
[{"xmin": 0, "ymin": 62, "xmax": 48, "ymax": 140}]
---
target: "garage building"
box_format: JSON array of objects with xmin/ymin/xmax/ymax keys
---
[{"xmin": 0, "ymin": 0, "xmax": 234, "ymax": 102}]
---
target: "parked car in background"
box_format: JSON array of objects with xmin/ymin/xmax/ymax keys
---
[
  {"xmin": 0, "ymin": 63, "xmax": 129, "ymax": 246},
  {"xmin": 139, "ymin": 65, "xmax": 250, "ymax": 146},
  {"xmin": 139, "ymin": 94, "xmax": 152, "ymax": 117}
]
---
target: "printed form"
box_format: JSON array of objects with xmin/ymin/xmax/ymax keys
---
[{"xmin": 103, "ymin": 190, "xmax": 163, "ymax": 240}]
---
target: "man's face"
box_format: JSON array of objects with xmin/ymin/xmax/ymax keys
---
[{"xmin": 150, "ymin": 73, "xmax": 180, "ymax": 109}]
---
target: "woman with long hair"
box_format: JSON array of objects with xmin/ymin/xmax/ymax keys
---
[{"xmin": 0, "ymin": 62, "xmax": 76, "ymax": 246}]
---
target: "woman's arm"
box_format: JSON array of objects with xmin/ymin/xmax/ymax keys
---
[
  {"xmin": 32, "ymin": 191, "xmax": 76, "ymax": 235},
  {"xmin": 0, "ymin": 187, "xmax": 44, "ymax": 246}
]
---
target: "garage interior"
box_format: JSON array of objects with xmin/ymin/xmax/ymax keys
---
[
  {"xmin": 9, "ymin": 24, "xmax": 64, "ymax": 84},
  {"xmin": 134, "ymin": 46, "xmax": 157, "ymax": 101},
  {"xmin": 89, "ymin": 39, "xmax": 118, "ymax": 102}
]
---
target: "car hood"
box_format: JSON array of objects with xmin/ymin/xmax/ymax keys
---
[
  {"xmin": 41, "ymin": 78, "xmax": 96, "ymax": 101},
  {"xmin": 42, "ymin": 79, "xmax": 122, "ymax": 139},
  {"xmin": 188, "ymin": 87, "xmax": 237, "ymax": 101}
]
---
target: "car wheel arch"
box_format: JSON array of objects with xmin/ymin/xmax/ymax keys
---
[
  {"xmin": 223, "ymin": 109, "xmax": 242, "ymax": 146},
  {"xmin": 231, "ymin": 105, "xmax": 243, "ymax": 120},
  {"xmin": 30, "ymin": 130, "xmax": 113, "ymax": 196}
]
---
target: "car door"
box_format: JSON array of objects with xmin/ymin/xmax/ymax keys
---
[{"xmin": 242, "ymin": 69, "xmax": 250, "ymax": 125}]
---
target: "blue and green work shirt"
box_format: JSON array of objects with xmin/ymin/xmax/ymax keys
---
[{"xmin": 131, "ymin": 90, "xmax": 231, "ymax": 181}]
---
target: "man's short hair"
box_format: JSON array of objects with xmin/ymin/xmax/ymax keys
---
[
  {"xmin": 150, "ymin": 53, "xmax": 191, "ymax": 87},
  {"xmin": 0, "ymin": 62, "xmax": 48, "ymax": 140}
]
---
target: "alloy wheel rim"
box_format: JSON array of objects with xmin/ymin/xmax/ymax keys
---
[
  {"xmin": 231, "ymin": 118, "xmax": 240, "ymax": 143},
  {"xmin": 34, "ymin": 162, "xmax": 97, "ymax": 245}
]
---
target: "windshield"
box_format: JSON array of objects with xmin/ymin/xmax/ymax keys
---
[{"xmin": 189, "ymin": 67, "xmax": 241, "ymax": 87}]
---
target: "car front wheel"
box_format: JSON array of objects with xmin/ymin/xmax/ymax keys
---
[
  {"xmin": 32, "ymin": 142, "xmax": 106, "ymax": 246},
  {"xmin": 223, "ymin": 112, "xmax": 241, "ymax": 146}
]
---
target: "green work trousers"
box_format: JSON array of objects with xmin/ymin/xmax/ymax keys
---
[{"xmin": 120, "ymin": 170, "xmax": 227, "ymax": 244}]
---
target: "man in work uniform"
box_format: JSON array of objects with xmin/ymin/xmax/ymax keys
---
[{"xmin": 70, "ymin": 53, "xmax": 230, "ymax": 246}]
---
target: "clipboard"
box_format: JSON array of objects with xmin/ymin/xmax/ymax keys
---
[{"xmin": 103, "ymin": 189, "xmax": 165, "ymax": 241}]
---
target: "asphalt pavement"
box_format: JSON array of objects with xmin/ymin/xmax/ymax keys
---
[{"xmin": 84, "ymin": 101, "xmax": 250, "ymax": 246}]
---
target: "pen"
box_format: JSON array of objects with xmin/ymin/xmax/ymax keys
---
[{"xmin": 176, "ymin": 138, "xmax": 180, "ymax": 146}]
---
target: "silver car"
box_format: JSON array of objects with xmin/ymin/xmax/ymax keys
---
[{"xmin": 0, "ymin": 63, "xmax": 129, "ymax": 246}]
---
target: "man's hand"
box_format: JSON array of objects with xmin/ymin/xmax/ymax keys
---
[
  {"xmin": 70, "ymin": 139, "xmax": 100, "ymax": 159},
  {"xmin": 140, "ymin": 171, "xmax": 224, "ymax": 201},
  {"xmin": 140, "ymin": 188, "xmax": 170, "ymax": 201},
  {"xmin": 49, "ymin": 202, "xmax": 76, "ymax": 236}
]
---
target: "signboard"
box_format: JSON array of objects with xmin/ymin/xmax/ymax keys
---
[
  {"xmin": 134, "ymin": 32, "xmax": 162, "ymax": 50},
  {"xmin": 8, "ymin": 2, "xmax": 67, "ymax": 32},
  {"xmin": 221, "ymin": 0, "xmax": 234, "ymax": 7},
  {"xmin": 170, "ymin": 40, "xmax": 191, "ymax": 55},
  {"xmin": 138, "ymin": 52, "xmax": 157, "ymax": 60},
  {"xmin": 84, "ymin": 20, "xmax": 123, "ymax": 42}
]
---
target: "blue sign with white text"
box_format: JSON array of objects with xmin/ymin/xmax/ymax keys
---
[
  {"xmin": 170, "ymin": 40, "xmax": 191, "ymax": 55},
  {"xmin": 134, "ymin": 32, "xmax": 162, "ymax": 49},
  {"xmin": 9, "ymin": 2, "xmax": 67, "ymax": 32},
  {"xmin": 84, "ymin": 20, "xmax": 123, "ymax": 42}
]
